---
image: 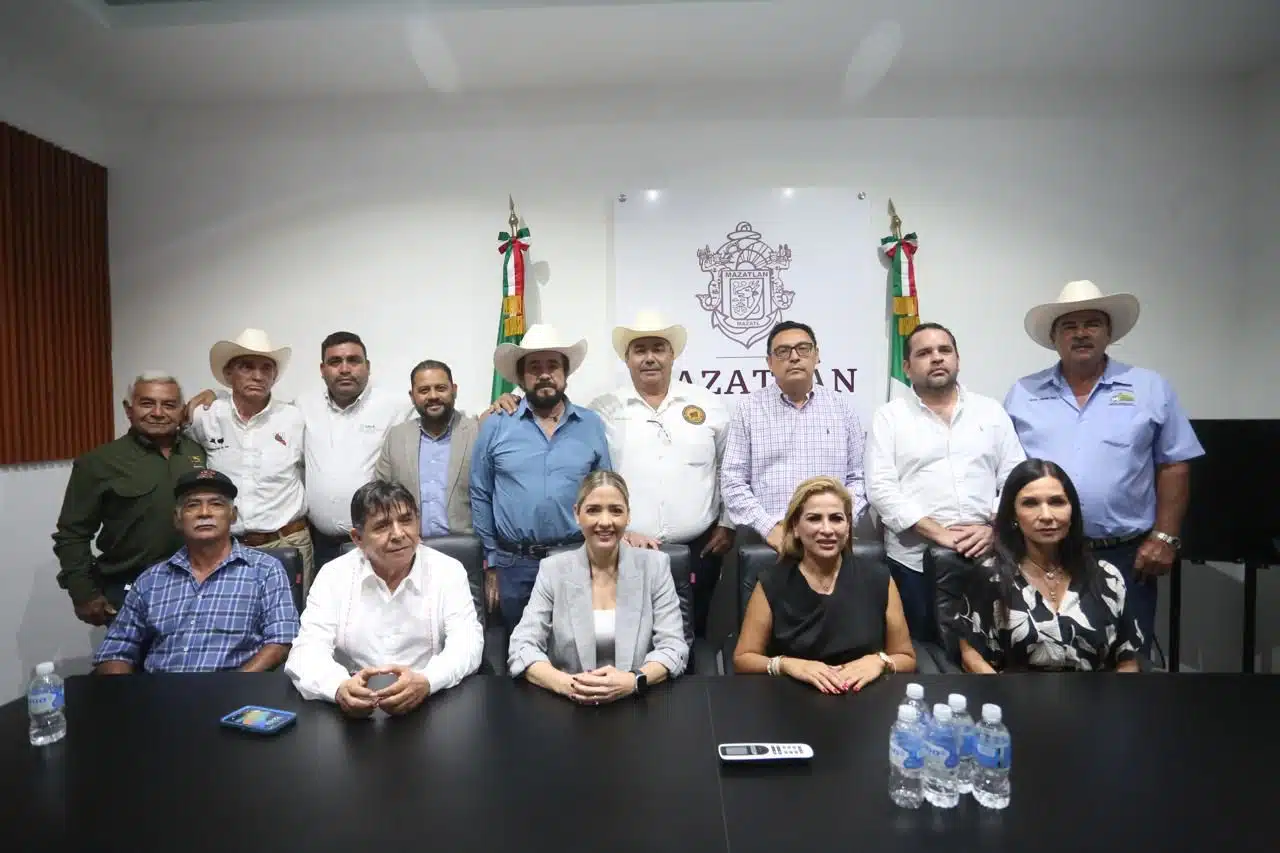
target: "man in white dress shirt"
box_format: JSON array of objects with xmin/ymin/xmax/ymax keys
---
[
  {"xmin": 865, "ymin": 323, "xmax": 1025, "ymax": 641},
  {"xmin": 187, "ymin": 328, "xmax": 311, "ymax": 585},
  {"xmin": 284, "ymin": 480, "xmax": 483, "ymax": 718},
  {"xmin": 588, "ymin": 312, "xmax": 734, "ymax": 638},
  {"xmin": 295, "ymin": 332, "xmax": 411, "ymax": 571}
]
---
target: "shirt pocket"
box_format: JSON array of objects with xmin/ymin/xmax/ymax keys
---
[
  {"xmin": 676, "ymin": 425, "xmax": 717, "ymax": 468},
  {"xmin": 205, "ymin": 597, "xmax": 256, "ymax": 638}
]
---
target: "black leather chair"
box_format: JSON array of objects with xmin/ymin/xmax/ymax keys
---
[{"xmin": 257, "ymin": 546, "xmax": 304, "ymax": 616}]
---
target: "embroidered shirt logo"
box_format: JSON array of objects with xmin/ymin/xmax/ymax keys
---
[
  {"xmin": 1110, "ymin": 391, "xmax": 1136, "ymax": 405},
  {"xmin": 682, "ymin": 405, "xmax": 706, "ymax": 425},
  {"xmin": 274, "ymin": 432, "xmax": 288, "ymax": 446}
]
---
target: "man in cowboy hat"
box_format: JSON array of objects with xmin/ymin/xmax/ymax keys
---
[
  {"xmin": 186, "ymin": 329, "xmax": 312, "ymax": 587},
  {"xmin": 470, "ymin": 324, "xmax": 612, "ymax": 629},
  {"xmin": 1005, "ymin": 280, "xmax": 1203, "ymax": 658},
  {"xmin": 587, "ymin": 311, "xmax": 734, "ymax": 639}
]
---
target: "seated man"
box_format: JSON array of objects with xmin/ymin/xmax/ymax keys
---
[
  {"xmin": 284, "ymin": 481, "xmax": 483, "ymax": 718},
  {"xmin": 93, "ymin": 469, "xmax": 299, "ymax": 674}
]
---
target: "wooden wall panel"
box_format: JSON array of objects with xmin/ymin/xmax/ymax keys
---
[{"xmin": 0, "ymin": 121, "xmax": 112, "ymax": 465}]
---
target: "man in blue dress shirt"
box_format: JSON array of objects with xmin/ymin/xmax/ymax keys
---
[
  {"xmin": 470, "ymin": 325, "xmax": 612, "ymax": 629},
  {"xmin": 1005, "ymin": 281, "xmax": 1204, "ymax": 657}
]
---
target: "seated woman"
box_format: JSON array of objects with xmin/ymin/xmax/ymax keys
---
[
  {"xmin": 733, "ymin": 476, "xmax": 916, "ymax": 694},
  {"xmin": 942, "ymin": 458, "xmax": 1143, "ymax": 673},
  {"xmin": 508, "ymin": 471, "xmax": 688, "ymax": 704}
]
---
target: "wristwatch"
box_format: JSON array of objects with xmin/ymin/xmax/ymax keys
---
[
  {"xmin": 632, "ymin": 670, "xmax": 648, "ymax": 697},
  {"xmin": 1151, "ymin": 531, "xmax": 1182, "ymax": 551},
  {"xmin": 878, "ymin": 652, "xmax": 897, "ymax": 675}
]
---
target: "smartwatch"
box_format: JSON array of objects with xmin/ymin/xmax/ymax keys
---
[{"xmin": 632, "ymin": 670, "xmax": 648, "ymax": 697}]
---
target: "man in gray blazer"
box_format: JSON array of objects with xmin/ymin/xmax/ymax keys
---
[{"xmin": 375, "ymin": 360, "xmax": 479, "ymax": 535}]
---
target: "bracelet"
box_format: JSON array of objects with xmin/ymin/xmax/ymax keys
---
[
  {"xmin": 767, "ymin": 656, "xmax": 783, "ymax": 677},
  {"xmin": 878, "ymin": 651, "xmax": 897, "ymax": 675}
]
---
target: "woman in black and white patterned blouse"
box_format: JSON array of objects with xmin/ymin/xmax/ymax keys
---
[{"xmin": 944, "ymin": 458, "xmax": 1143, "ymax": 673}]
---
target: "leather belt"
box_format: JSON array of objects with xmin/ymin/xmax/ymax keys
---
[
  {"xmin": 240, "ymin": 518, "xmax": 308, "ymax": 547},
  {"xmin": 496, "ymin": 536, "xmax": 583, "ymax": 559},
  {"xmin": 1088, "ymin": 530, "xmax": 1149, "ymax": 550}
]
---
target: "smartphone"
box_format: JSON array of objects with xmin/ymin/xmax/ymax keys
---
[
  {"xmin": 366, "ymin": 673, "xmax": 397, "ymax": 692},
  {"xmin": 219, "ymin": 705, "xmax": 297, "ymax": 735}
]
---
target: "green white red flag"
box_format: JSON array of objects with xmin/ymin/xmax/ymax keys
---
[
  {"xmin": 490, "ymin": 223, "xmax": 531, "ymax": 402},
  {"xmin": 880, "ymin": 232, "xmax": 920, "ymax": 401}
]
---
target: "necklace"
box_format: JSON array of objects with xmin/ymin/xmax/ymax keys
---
[
  {"xmin": 1023, "ymin": 557, "xmax": 1067, "ymax": 604},
  {"xmin": 799, "ymin": 563, "xmax": 839, "ymax": 595}
]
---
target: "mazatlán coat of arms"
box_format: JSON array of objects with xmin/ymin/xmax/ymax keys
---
[{"xmin": 695, "ymin": 221, "xmax": 794, "ymax": 348}]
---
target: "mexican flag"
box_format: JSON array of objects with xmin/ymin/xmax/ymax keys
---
[
  {"xmin": 880, "ymin": 232, "xmax": 920, "ymax": 402},
  {"xmin": 490, "ymin": 223, "xmax": 531, "ymax": 402}
]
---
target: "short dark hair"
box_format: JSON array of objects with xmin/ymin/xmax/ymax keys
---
[
  {"xmin": 350, "ymin": 481, "xmax": 419, "ymax": 532},
  {"xmin": 516, "ymin": 352, "xmax": 569, "ymax": 376},
  {"xmin": 904, "ymin": 322, "xmax": 958, "ymax": 358},
  {"xmin": 766, "ymin": 321, "xmax": 817, "ymax": 354},
  {"xmin": 409, "ymin": 359, "xmax": 454, "ymax": 386},
  {"xmin": 321, "ymin": 331, "xmax": 366, "ymax": 359}
]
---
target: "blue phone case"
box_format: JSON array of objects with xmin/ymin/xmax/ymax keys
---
[{"xmin": 219, "ymin": 705, "xmax": 297, "ymax": 735}]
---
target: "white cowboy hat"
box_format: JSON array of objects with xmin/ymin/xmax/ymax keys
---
[
  {"xmin": 611, "ymin": 311, "xmax": 688, "ymax": 360},
  {"xmin": 208, "ymin": 328, "xmax": 292, "ymax": 386},
  {"xmin": 493, "ymin": 324, "xmax": 588, "ymax": 386},
  {"xmin": 1023, "ymin": 280, "xmax": 1141, "ymax": 350}
]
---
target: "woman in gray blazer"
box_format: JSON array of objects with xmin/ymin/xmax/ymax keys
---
[{"xmin": 508, "ymin": 471, "xmax": 688, "ymax": 704}]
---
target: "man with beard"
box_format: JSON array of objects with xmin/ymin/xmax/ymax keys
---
[
  {"xmin": 1005, "ymin": 281, "xmax": 1203, "ymax": 657},
  {"xmin": 470, "ymin": 324, "xmax": 612, "ymax": 629},
  {"xmin": 375, "ymin": 359, "xmax": 479, "ymax": 536},
  {"xmin": 865, "ymin": 323, "xmax": 1025, "ymax": 642},
  {"xmin": 52, "ymin": 372, "xmax": 207, "ymax": 625}
]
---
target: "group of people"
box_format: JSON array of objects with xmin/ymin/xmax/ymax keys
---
[{"xmin": 50, "ymin": 276, "xmax": 1202, "ymax": 712}]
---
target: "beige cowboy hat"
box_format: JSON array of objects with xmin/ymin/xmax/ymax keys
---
[
  {"xmin": 1024, "ymin": 280, "xmax": 1141, "ymax": 350},
  {"xmin": 611, "ymin": 310, "xmax": 688, "ymax": 360},
  {"xmin": 493, "ymin": 323, "xmax": 588, "ymax": 386},
  {"xmin": 209, "ymin": 328, "xmax": 292, "ymax": 387}
]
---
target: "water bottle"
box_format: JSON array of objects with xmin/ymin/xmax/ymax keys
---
[
  {"xmin": 28, "ymin": 662, "xmax": 66, "ymax": 747},
  {"xmin": 888, "ymin": 704, "xmax": 925, "ymax": 809},
  {"xmin": 973, "ymin": 703, "xmax": 1011, "ymax": 809},
  {"xmin": 901, "ymin": 681, "xmax": 930, "ymax": 724},
  {"xmin": 947, "ymin": 693, "xmax": 976, "ymax": 795},
  {"xmin": 922, "ymin": 703, "xmax": 959, "ymax": 808}
]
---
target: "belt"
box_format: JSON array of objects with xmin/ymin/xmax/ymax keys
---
[
  {"xmin": 240, "ymin": 518, "xmax": 308, "ymax": 547},
  {"xmin": 1088, "ymin": 530, "xmax": 1149, "ymax": 550},
  {"xmin": 496, "ymin": 536, "xmax": 583, "ymax": 559}
]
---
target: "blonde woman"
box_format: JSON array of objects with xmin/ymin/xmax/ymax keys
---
[
  {"xmin": 508, "ymin": 471, "xmax": 688, "ymax": 704},
  {"xmin": 734, "ymin": 476, "xmax": 915, "ymax": 693}
]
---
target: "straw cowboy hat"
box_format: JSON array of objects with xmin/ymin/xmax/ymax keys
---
[
  {"xmin": 1024, "ymin": 280, "xmax": 1141, "ymax": 350},
  {"xmin": 493, "ymin": 324, "xmax": 588, "ymax": 386},
  {"xmin": 611, "ymin": 310, "xmax": 688, "ymax": 360},
  {"xmin": 209, "ymin": 328, "xmax": 292, "ymax": 386}
]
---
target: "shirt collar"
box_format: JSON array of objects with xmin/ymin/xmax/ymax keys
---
[
  {"xmin": 773, "ymin": 381, "xmax": 816, "ymax": 408},
  {"xmin": 419, "ymin": 410, "xmax": 456, "ymax": 441},
  {"xmin": 167, "ymin": 541, "xmax": 247, "ymax": 578},
  {"xmin": 128, "ymin": 428, "xmax": 180, "ymax": 453},
  {"xmin": 326, "ymin": 383, "xmax": 372, "ymax": 413},
  {"xmin": 516, "ymin": 396, "xmax": 581, "ymax": 422},
  {"xmin": 1042, "ymin": 356, "xmax": 1131, "ymax": 390},
  {"xmin": 231, "ymin": 396, "xmax": 278, "ymax": 426},
  {"xmin": 909, "ymin": 383, "xmax": 966, "ymax": 412},
  {"xmin": 621, "ymin": 382, "xmax": 688, "ymax": 411},
  {"xmin": 357, "ymin": 544, "xmax": 425, "ymax": 594}
]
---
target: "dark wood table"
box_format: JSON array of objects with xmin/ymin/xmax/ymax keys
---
[{"xmin": 2, "ymin": 672, "xmax": 1276, "ymax": 852}]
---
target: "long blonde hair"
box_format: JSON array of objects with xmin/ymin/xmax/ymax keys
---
[
  {"xmin": 779, "ymin": 476, "xmax": 855, "ymax": 561},
  {"xmin": 575, "ymin": 470, "xmax": 631, "ymax": 509}
]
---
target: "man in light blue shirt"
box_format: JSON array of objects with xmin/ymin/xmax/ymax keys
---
[
  {"xmin": 471, "ymin": 325, "xmax": 612, "ymax": 629},
  {"xmin": 1005, "ymin": 281, "xmax": 1204, "ymax": 657}
]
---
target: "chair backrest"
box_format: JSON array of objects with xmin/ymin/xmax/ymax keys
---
[
  {"xmin": 257, "ymin": 546, "xmax": 304, "ymax": 615},
  {"xmin": 337, "ymin": 536, "xmax": 485, "ymax": 622},
  {"xmin": 736, "ymin": 540, "xmax": 888, "ymax": 624},
  {"xmin": 925, "ymin": 545, "xmax": 977, "ymax": 663}
]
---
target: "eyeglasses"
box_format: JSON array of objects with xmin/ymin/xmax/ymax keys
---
[
  {"xmin": 770, "ymin": 342, "xmax": 815, "ymax": 359},
  {"xmin": 647, "ymin": 419, "xmax": 671, "ymax": 445}
]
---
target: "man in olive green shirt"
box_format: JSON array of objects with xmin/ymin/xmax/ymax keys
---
[{"xmin": 52, "ymin": 372, "xmax": 206, "ymax": 625}]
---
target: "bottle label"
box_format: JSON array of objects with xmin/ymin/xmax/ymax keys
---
[
  {"xmin": 891, "ymin": 733, "xmax": 924, "ymax": 770},
  {"xmin": 962, "ymin": 731, "xmax": 976, "ymax": 758},
  {"xmin": 28, "ymin": 685, "xmax": 64, "ymax": 715},
  {"xmin": 976, "ymin": 740, "xmax": 1011, "ymax": 769},
  {"xmin": 923, "ymin": 738, "xmax": 958, "ymax": 768}
]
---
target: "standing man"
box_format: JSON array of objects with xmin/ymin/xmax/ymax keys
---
[
  {"xmin": 589, "ymin": 312, "xmax": 734, "ymax": 638},
  {"xmin": 52, "ymin": 372, "xmax": 207, "ymax": 625},
  {"xmin": 1005, "ymin": 280, "xmax": 1204, "ymax": 657},
  {"xmin": 470, "ymin": 324, "xmax": 612, "ymax": 629},
  {"xmin": 187, "ymin": 329, "xmax": 312, "ymax": 586},
  {"xmin": 721, "ymin": 320, "xmax": 868, "ymax": 552},
  {"xmin": 865, "ymin": 323, "xmax": 1025, "ymax": 641},
  {"xmin": 297, "ymin": 332, "xmax": 411, "ymax": 569},
  {"xmin": 375, "ymin": 359, "xmax": 478, "ymax": 536}
]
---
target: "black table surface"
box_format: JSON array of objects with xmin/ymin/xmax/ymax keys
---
[{"xmin": 2, "ymin": 672, "xmax": 1277, "ymax": 852}]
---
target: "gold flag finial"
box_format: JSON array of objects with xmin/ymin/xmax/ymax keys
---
[
  {"xmin": 888, "ymin": 198, "xmax": 902, "ymax": 241},
  {"xmin": 508, "ymin": 195, "xmax": 519, "ymax": 232}
]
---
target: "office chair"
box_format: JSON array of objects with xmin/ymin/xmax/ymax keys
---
[{"xmin": 256, "ymin": 546, "xmax": 304, "ymax": 617}]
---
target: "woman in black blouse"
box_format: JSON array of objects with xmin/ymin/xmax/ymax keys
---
[
  {"xmin": 944, "ymin": 458, "xmax": 1143, "ymax": 673},
  {"xmin": 733, "ymin": 476, "xmax": 915, "ymax": 693}
]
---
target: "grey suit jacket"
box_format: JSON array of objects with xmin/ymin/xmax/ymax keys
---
[
  {"xmin": 508, "ymin": 544, "xmax": 689, "ymax": 678},
  {"xmin": 374, "ymin": 410, "xmax": 477, "ymax": 534}
]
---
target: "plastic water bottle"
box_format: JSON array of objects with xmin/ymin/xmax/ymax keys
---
[
  {"xmin": 922, "ymin": 703, "xmax": 959, "ymax": 808},
  {"xmin": 901, "ymin": 681, "xmax": 931, "ymax": 724},
  {"xmin": 27, "ymin": 662, "xmax": 66, "ymax": 747},
  {"xmin": 888, "ymin": 704, "xmax": 925, "ymax": 809},
  {"xmin": 947, "ymin": 693, "xmax": 977, "ymax": 795},
  {"xmin": 973, "ymin": 703, "xmax": 1011, "ymax": 809}
]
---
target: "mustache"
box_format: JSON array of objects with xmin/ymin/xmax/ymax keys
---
[{"xmin": 534, "ymin": 380, "xmax": 557, "ymax": 390}]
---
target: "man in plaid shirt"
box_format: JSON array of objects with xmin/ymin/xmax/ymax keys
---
[
  {"xmin": 721, "ymin": 321, "xmax": 868, "ymax": 552},
  {"xmin": 94, "ymin": 469, "xmax": 299, "ymax": 674}
]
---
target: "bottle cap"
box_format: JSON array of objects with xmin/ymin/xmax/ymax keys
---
[
  {"xmin": 35, "ymin": 662, "xmax": 54, "ymax": 676},
  {"xmin": 905, "ymin": 683, "xmax": 924, "ymax": 700},
  {"xmin": 947, "ymin": 693, "xmax": 967, "ymax": 712},
  {"xmin": 897, "ymin": 704, "xmax": 919, "ymax": 723},
  {"xmin": 932, "ymin": 703, "xmax": 952, "ymax": 722},
  {"xmin": 982, "ymin": 703, "xmax": 1002, "ymax": 723}
]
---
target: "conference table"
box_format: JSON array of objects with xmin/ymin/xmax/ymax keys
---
[{"xmin": 2, "ymin": 672, "xmax": 1275, "ymax": 853}]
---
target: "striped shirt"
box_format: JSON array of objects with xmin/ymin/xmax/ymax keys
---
[
  {"xmin": 720, "ymin": 382, "xmax": 867, "ymax": 538},
  {"xmin": 94, "ymin": 542, "xmax": 299, "ymax": 673}
]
